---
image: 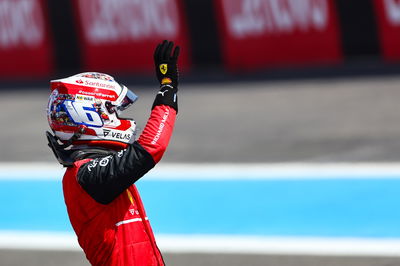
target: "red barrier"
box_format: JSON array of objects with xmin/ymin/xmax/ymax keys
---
[
  {"xmin": 72, "ymin": 0, "xmax": 191, "ymax": 74},
  {"xmin": 374, "ymin": 0, "xmax": 400, "ymax": 61},
  {"xmin": 0, "ymin": 0, "xmax": 53, "ymax": 78},
  {"xmin": 214, "ymin": 0, "xmax": 342, "ymax": 71}
]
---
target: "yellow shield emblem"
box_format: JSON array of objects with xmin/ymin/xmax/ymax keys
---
[{"xmin": 159, "ymin": 64, "xmax": 168, "ymax": 75}]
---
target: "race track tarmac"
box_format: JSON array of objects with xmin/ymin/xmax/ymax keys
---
[
  {"xmin": 1, "ymin": 250, "xmax": 400, "ymax": 266},
  {"xmin": 2, "ymin": 76, "xmax": 400, "ymax": 163}
]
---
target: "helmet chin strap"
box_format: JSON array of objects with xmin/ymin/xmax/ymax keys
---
[
  {"xmin": 46, "ymin": 125, "xmax": 119, "ymax": 167},
  {"xmin": 46, "ymin": 125, "xmax": 88, "ymax": 166},
  {"xmin": 59, "ymin": 125, "xmax": 88, "ymax": 149}
]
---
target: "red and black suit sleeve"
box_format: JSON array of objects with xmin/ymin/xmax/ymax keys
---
[{"xmin": 77, "ymin": 90, "xmax": 177, "ymax": 204}]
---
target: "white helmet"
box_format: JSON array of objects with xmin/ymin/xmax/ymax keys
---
[{"xmin": 47, "ymin": 72, "xmax": 138, "ymax": 151}]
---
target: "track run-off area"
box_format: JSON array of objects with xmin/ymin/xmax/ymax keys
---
[{"xmin": 1, "ymin": 163, "xmax": 400, "ymax": 259}]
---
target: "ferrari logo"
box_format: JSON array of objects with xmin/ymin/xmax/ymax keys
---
[{"xmin": 160, "ymin": 64, "xmax": 168, "ymax": 75}]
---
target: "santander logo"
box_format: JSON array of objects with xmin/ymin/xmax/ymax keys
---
[
  {"xmin": 0, "ymin": 0, "xmax": 45, "ymax": 48},
  {"xmin": 77, "ymin": 0, "xmax": 180, "ymax": 44},
  {"xmin": 222, "ymin": 0, "xmax": 330, "ymax": 39},
  {"xmin": 75, "ymin": 78, "xmax": 115, "ymax": 90},
  {"xmin": 383, "ymin": 0, "xmax": 400, "ymax": 26}
]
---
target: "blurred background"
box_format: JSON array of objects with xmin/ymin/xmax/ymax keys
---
[{"xmin": 2, "ymin": 0, "xmax": 400, "ymax": 265}]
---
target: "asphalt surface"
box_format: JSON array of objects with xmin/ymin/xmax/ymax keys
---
[
  {"xmin": 3, "ymin": 76, "xmax": 400, "ymax": 163},
  {"xmin": 1, "ymin": 250, "xmax": 400, "ymax": 266},
  {"xmin": 2, "ymin": 76, "xmax": 400, "ymax": 265}
]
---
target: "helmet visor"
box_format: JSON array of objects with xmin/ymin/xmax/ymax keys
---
[{"xmin": 117, "ymin": 89, "xmax": 138, "ymax": 112}]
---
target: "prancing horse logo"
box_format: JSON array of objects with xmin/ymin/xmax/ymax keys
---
[{"xmin": 159, "ymin": 64, "xmax": 168, "ymax": 75}]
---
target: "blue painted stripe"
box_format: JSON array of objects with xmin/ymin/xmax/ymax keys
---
[
  {"xmin": 139, "ymin": 178, "xmax": 400, "ymax": 238},
  {"xmin": 0, "ymin": 180, "xmax": 71, "ymax": 232},
  {"xmin": 0, "ymin": 177, "xmax": 399, "ymax": 238}
]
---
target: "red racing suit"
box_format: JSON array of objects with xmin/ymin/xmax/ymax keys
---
[{"xmin": 62, "ymin": 88, "xmax": 177, "ymax": 265}]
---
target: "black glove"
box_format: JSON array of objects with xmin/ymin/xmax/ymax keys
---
[
  {"xmin": 154, "ymin": 40, "xmax": 180, "ymax": 89},
  {"xmin": 152, "ymin": 40, "xmax": 180, "ymax": 112}
]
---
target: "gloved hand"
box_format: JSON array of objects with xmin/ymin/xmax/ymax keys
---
[{"xmin": 154, "ymin": 40, "xmax": 180, "ymax": 89}]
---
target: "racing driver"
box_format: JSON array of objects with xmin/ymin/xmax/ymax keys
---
[{"xmin": 45, "ymin": 40, "xmax": 180, "ymax": 265}]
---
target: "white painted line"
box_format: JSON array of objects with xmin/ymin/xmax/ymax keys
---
[
  {"xmin": 0, "ymin": 231, "xmax": 80, "ymax": 251},
  {"xmin": 1, "ymin": 231, "xmax": 400, "ymax": 257},
  {"xmin": 3, "ymin": 162, "xmax": 400, "ymax": 180},
  {"xmin": 150, "ymin": 163, "xmax": 400, "ymax": 180},
  {"xmin": 158, "ymin": 235, "xmax": 400, "ymax": 257},
  {"xmin": 0, "ymin": 163, "xmax": 64, "ymax": 180}
]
